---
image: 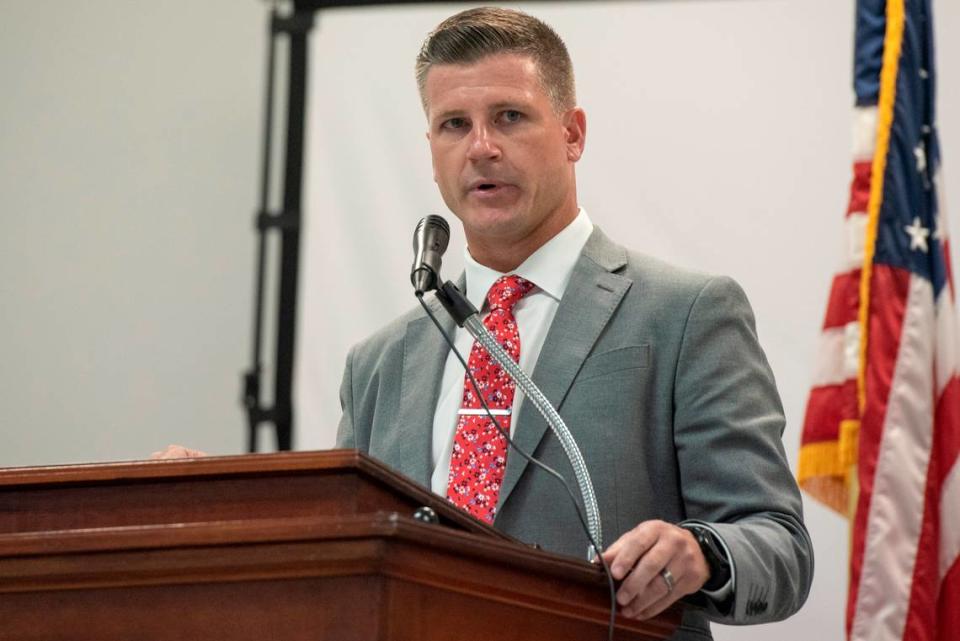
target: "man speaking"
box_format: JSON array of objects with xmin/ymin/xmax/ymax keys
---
[{"xmin": 335, "ymin": 6, "xmax": 812, "ymax": 640}]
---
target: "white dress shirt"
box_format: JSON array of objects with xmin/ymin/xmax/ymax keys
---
[{"xmin": 429, "ymin": 209, "xmax": 594, "ymax": 495}]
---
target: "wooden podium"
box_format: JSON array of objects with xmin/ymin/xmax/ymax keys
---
[{"xmin": 0, "ymin": 450, "xmax": 679, "ymax": 640}]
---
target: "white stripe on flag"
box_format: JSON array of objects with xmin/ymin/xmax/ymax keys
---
[
  {"xmin": 850, "ymin": 275, "xmax": 936, "ymax": 641},
  {"xmin": 942, "ymin": 458, "xmax": 960, "ymax": 580},
  {"xmin": 935, "ymin": 287, "xmax": 960, "ymax": 396},
  {"xmin": 853, "ymin": 106, "xmax": 878, "ymax": 161},
  {"xmin": 845, "ymin": 213, "xmax": 868, "ymax": 271},
  {"xmin": 812, "ymin": 322, "xmax": 861, "ymax": 387},
  {"xmin": 934, "ymin": 170, "xmax": 949, "ymax": 243}
]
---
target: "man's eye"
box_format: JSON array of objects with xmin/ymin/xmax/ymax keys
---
[
  {"xmin": 502, "ymin": 110, "xmax": 522, "ymax": 123},
  {"xmin": 442, "ymin": 117, "xmax": 466, "ymax": 130}
]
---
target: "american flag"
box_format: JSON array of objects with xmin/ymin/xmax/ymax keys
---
[{"xmin": 798, "ymin": 0, "xmax": 960, "ymax": 639}]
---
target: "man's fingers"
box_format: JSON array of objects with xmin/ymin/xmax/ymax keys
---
[
  {"xmin": 601, "ymin": 521, "xmax": 662, "ymax": 580},
  {"xmin": 615, "ymin": 542, "xmax": 671, "ymax": 606},
  {"xmin": 626, "ymin": 562, "xmax": 683, "ymax": 613},
  {"xmin": 606, "ymin": 521, "xmax": 712, "ymax": 621},
  {"xmin": 624, "ymin": 538, "xmax": 676, "ymax": 594},
  {"xmin": 149, "ymin": 444, "xmax": 207, "ymax": 460},
  {"xmin": 632, "ymin": 587, "xmax": 678, "ymax": 620}
]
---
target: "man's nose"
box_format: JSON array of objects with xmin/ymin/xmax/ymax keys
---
[{"xmin": 465, "ymin": 124, "xmax": 501, "ymax": 161}]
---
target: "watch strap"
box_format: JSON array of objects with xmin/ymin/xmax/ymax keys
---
[{"xmin": 682, "ymin": 524, "xmax": 732, "ymax": 592}]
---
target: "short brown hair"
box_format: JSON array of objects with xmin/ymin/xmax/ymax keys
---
[{"xmin": 415, "ymin": 7, "xmax": 576, "ymax": 114}]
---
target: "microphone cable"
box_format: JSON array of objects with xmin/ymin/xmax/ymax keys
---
[{"xmin": 417, "ymin": 293, "xmax": 618, "ymax": 641}]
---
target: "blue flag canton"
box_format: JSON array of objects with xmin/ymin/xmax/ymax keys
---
[
  {"xmin": 871, "ymin": 0, "xmax": 947, "ymax": 297},
  {"xmin": 854, "ymin": 0, "xmax": 886, "ymax": 106}
]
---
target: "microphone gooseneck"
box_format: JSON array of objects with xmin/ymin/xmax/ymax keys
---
[{"xmin": 410, "ymin": 215, "xmax": 450, "ymax": 295}]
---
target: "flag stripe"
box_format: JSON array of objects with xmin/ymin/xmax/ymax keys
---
[
  {"xmin": 935, "ymin": 292, "xmax": 960, "ymax": 396},
  {"xmin": 901, "ymin": 374, "xmax": 960, "ymax": 640},
  {"xmin": 946, "ymin": 238, "xmax": 956, "ymax": 302},
  {"xmin": 847, "ymin": 162, "xmax": 873, "ymax": 217},
  {"xmin": 937, "ymin": 436, "xmax": 960, "ymax": 581},
  {"xmin": 936, "ymin": 172, "xmax": 956, "ymax": 299},
  {"xmin": 847, "ymin": 263, "xmax": 910, "ymax": 637},
  {"xmin": 851, "ymin": 273, "xmax": 936, "ymax": 641},
  {"xmin": 936, "ymin": 559, "xmax": 960, "ymax": 641},
  {"xmin": 812, "ymin": 324, "xmax": 860, "ymax": 386},
  {"xmin": 852, "ymin": 106, "xmax": 878, "ymax": 161},
  {"xmin": 824, "ymin": 272, "xmax": 864, "ymax": 328},
  {"xmin": 802, "ymin": 381, "xmax": 859, "ymax": 443},
  {"xmin": 844, "ymin": 215, "xmax": 869, "ymax": 271}
]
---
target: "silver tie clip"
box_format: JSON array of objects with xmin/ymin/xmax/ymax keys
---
[{"xmin": 457, "ymin": 408, "xmax": 511, "ymax": 416}]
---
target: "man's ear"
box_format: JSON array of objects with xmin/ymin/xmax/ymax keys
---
[{"xmin": 564, "ymin": 107, "xmax": 587, "ymax": 162}]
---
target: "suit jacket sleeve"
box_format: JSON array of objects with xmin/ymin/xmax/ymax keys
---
[
  {"xmin": 674, "ymin": 275, "xmax": 813, "ymax": 623},
  {"xmin": 335, "ymin": 345, "xmax": 358, "ymax": 449}
]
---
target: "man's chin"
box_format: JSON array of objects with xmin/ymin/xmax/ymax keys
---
[{"xmin": 457, "ymin": 208, "xmax": 526, "ymax": 239}]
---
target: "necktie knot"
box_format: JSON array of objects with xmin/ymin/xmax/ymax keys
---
[{"xmin": 487, "ymin": 274, "xmax": 535, "ymax": 313}]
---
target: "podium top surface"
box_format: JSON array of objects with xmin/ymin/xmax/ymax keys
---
[
  {"xmin": 0, "ymin": 449, "xmax": 509, "ymax": 542},
  {"xmin": 0, "ymin": 449, "xmax": 423, "ymax": 489}
]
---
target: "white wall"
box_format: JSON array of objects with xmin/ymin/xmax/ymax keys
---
[
  {"xmin": 1, "ymin": 1, "xmax": 958, "ymax": 640},
  {"xmin": 0, "ymin": 0, "xmax": 263, "ymax": 464}
]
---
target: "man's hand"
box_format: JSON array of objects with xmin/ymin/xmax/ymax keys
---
[
  {"xmin": 149, "ymin": 444, "xmax": 207, "ymax": 460},
  {"xmin": 600, "ymin": 520, "xmax": 710, "ymax": 620}
]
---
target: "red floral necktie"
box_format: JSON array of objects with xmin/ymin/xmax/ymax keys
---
[{"xmin": 446, "ymin": 274, "xmax": 535, "ymax": 523}]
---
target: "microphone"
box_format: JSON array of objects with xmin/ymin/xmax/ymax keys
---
[{"xmin": 410, "ymin": 215, "xmax": 450, "ymax": 295}]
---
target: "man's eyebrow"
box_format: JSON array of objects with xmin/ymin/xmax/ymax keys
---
[
  {"xmin": 431, "ymin": 108, "xmax": 466, "ymax": 123},
  {"xmin": 488, "ymin": 100, "xmax": 526, "ymax": 111},
  {"xmin": 431, "ymin": 100, "xmax": 529, "ymax": 123}
]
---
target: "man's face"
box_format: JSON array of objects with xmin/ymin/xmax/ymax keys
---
[{"xmin": 424, "ymin": 53, "xmax": 585, "ymax": 268}]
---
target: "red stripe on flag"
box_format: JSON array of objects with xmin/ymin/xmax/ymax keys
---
[
  {"xmin": 932, "ymin": 376, "xmax": 960, "ymax": 486},
  {"xmin": 902, "ymin": 375, "xmax": 960, "ymax": 640},
  {"xmin": 936, "ymin": 558, "xmax": 960, "ymax": 641},
  {"xmin": 846, "ymin": 264, "xmax": 912, "ymax": 636},
  {"xmin": 823, "ymin": 270, "xmax": 863, "ymax": 329},
  {"xmin": 802, "ymin": 380, "xmax": 858, "ymax": 444},
  {"xmin": 846, "ymin": 161, "xmax": 873, "ymax": 216}
]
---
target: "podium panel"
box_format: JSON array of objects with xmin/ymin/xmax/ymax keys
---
[{"xmin": 0, "ymin": 450, "xmax": 680, "ymax": 640}]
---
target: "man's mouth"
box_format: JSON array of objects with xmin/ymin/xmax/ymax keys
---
[{"xmin": 467, "ymin": 179, "xmax": 512, "ymax": 196}]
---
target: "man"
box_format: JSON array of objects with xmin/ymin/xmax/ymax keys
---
[{"xmin": 335, "ymin": 7, "xmax": 812, "ymax": 639}]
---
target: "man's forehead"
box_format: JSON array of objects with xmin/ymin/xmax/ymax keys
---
[
  {"xmin": 423, "ymin": 53, "xmax": 545, "ymax": 113},
  {"xmin": 426, "ymin": 53, "xmax": 539, "ymax": 87}
]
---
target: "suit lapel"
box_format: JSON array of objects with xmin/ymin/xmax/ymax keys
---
[
  {"xmin": 498, "ymin": 228, "xmax": 632, "ymax": 511},
  {"xmin": 380, "ymin": 293, "xmax": 455, "ymax": 486}
]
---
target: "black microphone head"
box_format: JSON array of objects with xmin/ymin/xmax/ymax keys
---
[
  {"xmin": 411, "ymin": 215, "xmax": 450, "ymax": 295},
  {"xmin": 412, "ymin": 215, "xmax": 450, "ymax": 252}
]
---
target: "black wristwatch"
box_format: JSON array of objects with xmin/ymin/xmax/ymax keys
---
[{"xmin": 684, "ymin": 525, "xmax": 732, "ymax": 592}]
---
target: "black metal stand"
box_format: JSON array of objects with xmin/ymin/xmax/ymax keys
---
[{"xmin": 243, "ymin": 3, "xmax": 314, "ymax": 452}]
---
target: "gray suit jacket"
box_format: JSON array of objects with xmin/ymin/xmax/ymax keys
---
[{"xmin": 336, "ymin": 228, "xmax": 813, "ymax": 640}]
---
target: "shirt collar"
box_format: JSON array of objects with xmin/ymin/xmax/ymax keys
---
[{"xmin": 464, "ymin": 208, "xmax": 594, "ymax": 309}]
